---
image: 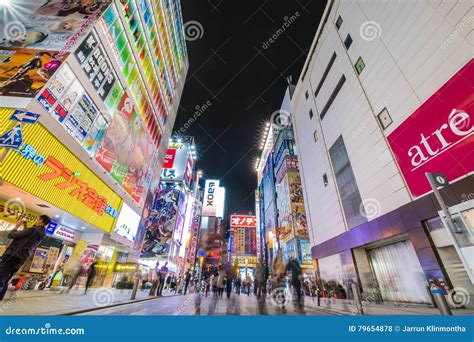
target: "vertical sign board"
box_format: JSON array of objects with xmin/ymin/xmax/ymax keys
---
[{"xmin": 202, "ymin": 179, "xmax": 220, "ymax": 217}]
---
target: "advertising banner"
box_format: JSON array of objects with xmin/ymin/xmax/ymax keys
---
[
  {"xmin": 230, "ymin": 215, "xmax": 257, "ymax": 228},
  {"xmin": 0, "ymin": 108, "xmax": 122, "ymax": 233},
  {"xmin": 0, "ymin": 1, "xmax": 111, "ymax": 53},
  {"xmin": 202, "ymin": 179, "xmax": 220, "ymax": 217},
  {"xmin": 112, "ymin": 203, "xmax": 141, "ymax": 248},
  {"xmin": 141, "ymin": 183, "xmax": 181, "ymax": 258},
  {"xmin": 276, "ymin": 174, "xmax": 294, "ymax": 243},
  {"xmin": 0, "ymin": 47, "xmax": 68, "ymax": 97},
  {"xmin": 387, "ymin": 60, "xmax": 474, "ymax": 198},
  {"xmin": 161, "ymin": 142, "xmax": 191, "ymax": 182},
  {"xmin": 288, "ymin": 172, "xmax": 308, "ymax": 238}
]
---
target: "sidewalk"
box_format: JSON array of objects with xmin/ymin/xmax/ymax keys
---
[
  {"xmin": 0, "ymin": 287, "xmax": 172, "ymax": 315},
  {"xmin": 303, "ymin": 297, "xmax": 474, "ymax": 316}
]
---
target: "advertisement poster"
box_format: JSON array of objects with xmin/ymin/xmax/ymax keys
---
[
  {"xmin": 0, "ymin": 1, "xmax": 111, "ymax": 52},
  {"xmin": 288, "ymin": 172, "xmax": 308, "ymax": 237},
  {"xmin": 95, "ymin": 93, "xmax": 133, "ymax": 172},
  {"xmin": 112, "ymin": 203, "xmax": 141, "ymax": 248},
  {"xmin": 141, "ymin": 183, "xmax": 181, "ymax": 258},
  {"xmin": 160, "ymin": 142, "xmax": 191, "ymax": 182},
  {"xmin": 0, "ymin": 47, "xmax": 67, "ymax": 97},
  {"xmin": 29, "ymin": 247, "xmax": 49, "ymax": 273}
]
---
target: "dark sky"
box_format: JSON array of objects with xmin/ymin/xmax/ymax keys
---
[{"xmin": 174, "ymin": 0, "xmax": 326, "ymax": 215}]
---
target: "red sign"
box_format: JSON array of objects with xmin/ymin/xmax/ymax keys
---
[
  {"xmin": 163, "ymin": 148, "xmax": 176, "ymax": 168},
  {"xmin": 230, "ymin": 215, "xmax": 257, "ymax": 228},
  {"xmin": 387, "ymin": 60, "xmax": 473, "ymax": 197}
]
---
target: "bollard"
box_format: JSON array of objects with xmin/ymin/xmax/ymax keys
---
[
  {"xmin": 130, "ymin": 277, "xmax": 140, "ymax": 300},
  {"xmin": 430, "ymin": 284, "xmax": 452, "ymax": 315},
  {"xmin": 351, "ymin": 284, "xmax": 364, "ymax": 315}
]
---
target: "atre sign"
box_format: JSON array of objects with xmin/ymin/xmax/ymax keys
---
[
  {"xmin": 202, "ymin": 179, "xmax": 220, "ymax": 217},
  {"xmin": 387, "ymin": 60, "xmax": 473, "ymax": 197}
]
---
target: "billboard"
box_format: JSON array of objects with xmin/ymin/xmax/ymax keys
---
[
  {"xmin": 0, "ymin": 48, "xmax": 68, "ymax": 97},
  {"xmin": 387, "ymin": 60, "xmax": 473, "ymax": 198},
  {"xmin": 0, "ymin": 108, "xmax": 121, "ymax": 233},
  {"xmin": 112, "ymin": 203, "xmax": 141, "ymax": 248},
  {"xmin": 230, "ymin": 215, "xmax": 257, "ymax": 228},
  {"xmin": 0, "ymin": 1, "xmax": 110, "ymax": 53},
  {"xmin": 141, "ymin": 183, "xmax": 181, "ymax": 258},
  {"xmin": 95, "ymin": 93, "xmax": 155, "ymax": 205},
  {"xmin": 161, "ymin": 142, "xmax": 192, "ymax": 184},
  {"xmin": 288, "ymin": 172, "xmax": 308, "ymax": 238},
  {"xmin": 202, "ymin": 179, "xmax": 220, "ymax": 217}
]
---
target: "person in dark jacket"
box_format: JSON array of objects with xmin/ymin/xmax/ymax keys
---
[
  {"xmin": 183, "ymin": 270, "xmax": 191, "ymax": 295},
  {"xmin": 0, "ymin": 214, "xmax": 50, "ymax": 300},
  {"xmin": 84, "ymin": 260, "xmax": 99, "ymax": 294}
]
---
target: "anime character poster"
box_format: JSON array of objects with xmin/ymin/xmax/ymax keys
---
[
  {"xmin": 0, "ymin": 47, "xmax": 67, "ymax": 97},
  {"xmin": 0, "ymin": 1, "xmax": 111, "ymax": 52},
  {"xmin": 288, "ymin": 172, "xmax": 309, "ymax": 237},
  {"xmin": 141, "ymin": 183, "xmax": 181, "ymax": 258}
]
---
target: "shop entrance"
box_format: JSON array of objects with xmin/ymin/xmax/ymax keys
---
[{"xmin": 368, "ymin": 240, "xmax": 431, "ymax": 304}]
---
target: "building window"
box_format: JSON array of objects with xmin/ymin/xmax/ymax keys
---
[
  {"xmin": 314, "ymin": 52, "xmax": 337, "ymax": 98},
  {"xmin": 336, "ymin": 15, "xmax": 343, "ymax": 30},
  {"xmin": 309, "ymin": 109, "xmax": 314, "ymax": 119},
  {"xmin": 344, "ymin": 34, "xmax": 353, "ymax": 49},
  {"xmin": 323, "ymin": 173, "xmax": 328, "ymax": 187},
  {"xmin": 313, "ymin": 129, "xmax": 318, "ymax": 142},
  {"xmin": 355, "ymin": 56, "xmax": 365, "ymax": 75},
  {"xmin": 305, "ymin": 90, "xmax": 309, "ymax": 99},
  {"xmin": 329, "ymin": 136, "xmax": 366, "ymax": 229},
  {"xmin": 320, "ymin": 74, "xmax": 346, "ymax": 120},
  {"xmin": 377, "ymin": 108, "xmax": 393, "ymax": 130}
]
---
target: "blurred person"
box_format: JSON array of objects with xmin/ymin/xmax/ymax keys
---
[
  {"xmin": 211, "ymin": 274, "xmax": 218, "ymax": 297},
  {"xmin": 0, "ymin": 214, "xmax": 50, "ymax": 300},
  {"xmin": 287, "ymin": 256, "xmax": 304, "ymax": 312},
  {"xmin": 217, "ymin": 266, "xmax": 225, "ymax": 298},
  {"xmin": 84, "ymin": 259, "xmax": 99, "ymax": 294},
  {"xmin": 183, "ymin": 270, "xmax": 192, "ymax": 295},
  {"xmin": 272, "ymin": 250, "xmax": 287, "ymax": 312},
  {"xmin": 245, "ymin": 274, "xmax": 252, "ymax": 296},
  {"xmin": 235, "ymin": 276, "xmax": 242, "ymax": 295},
  {"xmin": 157, "ymin": 261, "xmax": 168, "ymax": 296}
]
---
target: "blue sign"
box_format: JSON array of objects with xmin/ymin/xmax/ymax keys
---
[
  {"xmin": 9, "ymin": 110, "xmax": 41, "ymax": 124},
  {"xmin": 197, "ymin": 250, "xmax": 206, "ymax": 257},
  {"xmin": 0, "ymin": 124, "xmax": 22, "ymax": 149},
  {"xmin": 45, "ymin": 221, "xmax": 58, "ymax": 235}
]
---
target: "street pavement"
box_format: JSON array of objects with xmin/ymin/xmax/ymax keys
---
[
  {"xmin": 1, "ymin": 287, "xmax": 473, "ymax": 316},
  {"xmin": 78, "ymin": 292, "xmax": 336, "ymax": 316}
]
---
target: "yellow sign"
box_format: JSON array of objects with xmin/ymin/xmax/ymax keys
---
[
  {"xmin": 0, "ymin": 198, "xmax": 39, "ymax": 226},
  {"xmin": 0, "ymin": 108, "xmax": 122, "ymax": 233}
]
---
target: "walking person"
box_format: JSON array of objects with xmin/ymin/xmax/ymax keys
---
[
  {"xmin": 183, "ymin": 270, "xmax": 192, "ymax": 295},
  {"xmin": 157, "ymin": 262, "xmax": 168, "ymax": 296},
  {"xmin": 0, "ymin": 214, "xmax": 50, "ymax": 300},
  {"xmin": 84, "ymin": 259, "xmax": 99, "ymax": 294},
  {"xmin": 217, "ymin": 266, "xmax": 225, "ymax": 298},
  {"xmin": 272, "ymin": 250, "xmax": 287, "ymax": 312},
  {"xmin": 287, "ymin": 256, "xmax": 304, "ymax": 313},
  {"xmin": 245, "ymin": 274, "xmax": 252, "ymax": 296},
  {"xmin": 225, "ymin": 265, "xmax": 235, "ymax": 299}
]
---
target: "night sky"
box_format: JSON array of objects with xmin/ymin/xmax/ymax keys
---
[{"xmin": 175, "ymin": 1, "xmax": 326, "ymax": 215}]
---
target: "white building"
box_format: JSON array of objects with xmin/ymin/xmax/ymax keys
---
[{"xmin": 291, "ymin": 0, "xmax": 473, "ymax": 306}]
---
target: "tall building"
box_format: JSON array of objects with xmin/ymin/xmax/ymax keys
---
[
  {"xmin": 229, "ymin": 214, "xmax": 257, "ymax": 279},
  {"xmin": 255, "ymin": 86, "xmax": 312, "ymax": 271},
  {"xmin": 0, "ymin": 0, "xmax": 188, "ymax": 289},
  {"xmin": 291, "ymin": 0, "xmax": 473, "ymax": 305}
]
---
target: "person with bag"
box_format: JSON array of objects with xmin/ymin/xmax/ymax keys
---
[{"xmin": 0, "ymin": 214, "xmax": 50, "ymax": 300}]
